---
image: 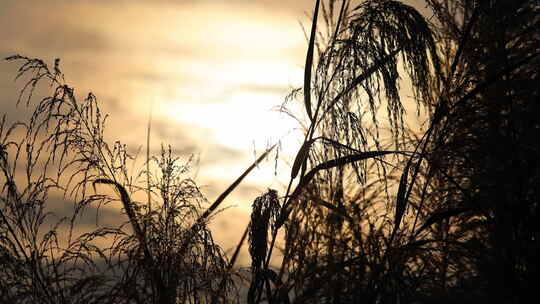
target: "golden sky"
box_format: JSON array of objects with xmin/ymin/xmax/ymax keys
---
[
  {"xmin": 0, "ymin": 0, "xmax": 322, "ymax": 264},
  {"xmin": 0, "ymin": 0, "xmax": 429, "ymax": 266}
]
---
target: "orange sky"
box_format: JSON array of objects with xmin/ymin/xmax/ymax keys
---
[
  {"xmin": 0, "ymin": 0, "xmax": 322, "ymax": 265},
  {"xmin": 0, "ymin": 0, "xmax": 429, "ymax": 266}
]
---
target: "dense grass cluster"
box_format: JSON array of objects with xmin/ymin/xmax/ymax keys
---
[{"xmin": 1, "ymin": 0, "xmax": 539, "ymax": 303}]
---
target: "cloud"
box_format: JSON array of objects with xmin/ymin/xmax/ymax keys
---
[
  {"xmin": 153, "ymin": 0, "xmax": 316, "ymax": 13},
  {"xmin": 0, "ymin": 2, "xmax": 110, "ymax": 56},
  {"xmin": 231, "ymin": 83, "xmax": 292, "ymax": 97},
  {"xmin": 0, "ymin": 0, "xmax": 310, "ymax": 255}
]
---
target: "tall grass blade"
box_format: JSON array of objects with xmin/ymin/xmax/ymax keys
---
[
  {"xmin": 264, "ymin": 269, "xmax": 290, "ymax": 304},
  {"xmin": 314, "ymin": 199, "xmax": 353, "ymax": 222},
  {"xmin": 92, "ymin": 179, "xmax": 163, "ymax": 290},
  {"xmin": 303, "ymin": 0, "xmax": 321, "ymax": 122},
  {"xmin": 146, "ymin": 101, "xmax": 153, "ymax": 212},
  {"xmin": 330, "ymin": 0, "xmax": 347, "ymax": 51},
  {"xmin": 391, "ymin": 162, "xmax": 410, "ymax": 241},
  {"xmin": 320, "ymin": 136, "xmax": 362, "ymax": 153},
  {"xmin": 414, "ymin": 207, "xmax": 471, "ymax": 237},
  {"xmin": 197, "ymin": 143, "xmax": 278, "ymax": 224},
  {"xmin": 449, "ymin": 2, "xmax": 481, "ymax": 78},
  {"xmin": 307, "ymin": 150, "xmax": 399, "ymax": 172},
  {"xmin": 213, "ymin": 222, "xmax": 250, "ymax": 304},
  {"xmin": 92, "ymin": 179, "xmax": 144, "ymax": 242},
  {"xmin": 291, "ymin": 139, "xmax": 314, "ymax": 179},
  {"xmin": 285, "ymin": 151, "xmax": 400, "ymax": 210},
  {"xmin": 297, "ymin": 150, "xmax": 394, "ymax": 188},
  {"xmin": 228, "ymin": 221, "xmax": 249, "ymax": 270}
]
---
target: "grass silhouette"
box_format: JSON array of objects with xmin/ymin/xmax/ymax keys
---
[{"xmin": 2, "ymin": 0, "xmax": 539, "ymax": 303}]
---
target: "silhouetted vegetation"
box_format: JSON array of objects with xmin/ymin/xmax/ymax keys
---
[{"xmin": 1, "ymin": 0, "xmax": 538, "ymax": 303}]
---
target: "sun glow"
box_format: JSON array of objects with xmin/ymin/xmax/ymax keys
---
[
  {"xmin": 160, "ymin": 91, "xmax": 301, "ymax": 150},
  {"xmin": 150, "ymin": 56, "xmax": 306, "ymax": 154}
]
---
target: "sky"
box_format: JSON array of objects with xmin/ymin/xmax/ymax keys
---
[
  {"xmin": 0, "ymin": 0, "xmax": 429, "ymax": 266},
  {"xmin": 0, "ymin": 0, "xmax": 321, "ymax": 265}
]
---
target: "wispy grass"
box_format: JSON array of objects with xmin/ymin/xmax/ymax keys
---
[{"xmin": 1, "ymin": 55, "xmax": 236, "ymax": 304}]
